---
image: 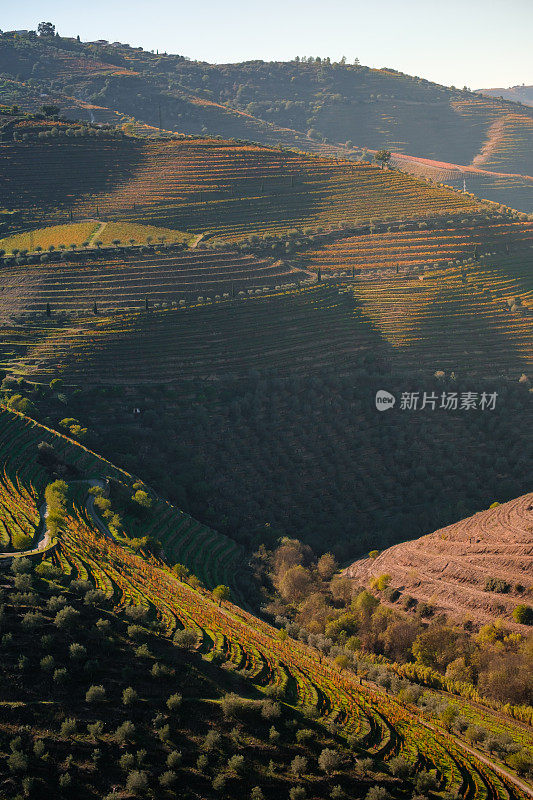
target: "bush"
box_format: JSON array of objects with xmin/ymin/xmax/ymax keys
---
[
  {"xmin": 54, "ymin": 606, "xmax": 80, "ymax": 629},
  {"xmin": 123, "ymin": 687, "xmax": 138, "ymax": 706},
  {"xmin": 484, "ymin": 577, "xmax": 511, "ymax": 593},
  {"xmin": 120, "ymin": 753, "xmax": 135, "ymax": 771},
  {"xmin": 227, "ymin": 754, "xmax": 245, "ymax": 774},
  {"xmin": 126, "ymin": 770, "xmax": 148, "ymax": 795},
  {"xmin": 291, "ymin": 755, "xmax": 308, "ymax": 776},
  {"xmin": 251, "ymin": 788, "xmax": 265, "ymax": 800},
  {"xmin": 202, "ymin": 730, "xmax": 222, "ymax": 751},
  {"xmin": 115, "ymin": 720, "xmax": 136, "ymax": 743},
  {"xmin": 167, "ymin": 750, "xmax": 182, "ymax": 769},
  {"xmin": 60, "ymin": 718, "xmax": 77, "ymax": 737},
  {"xmin": 173, "ymin": 627, "xmax": 197, "ymax": 649},
  {"xmin": 159, "ymin": 770, "xmax": 178, "ymax": 787},
  {"xmin": 212, "ymin": 774, "xmax": 226, "ymax": 791},
  {"xmin": 289, "ymin": 788, "xmax": 307, "ymax": 800},
  {"xmin": 414, "ymin": 770, "xmax": 439, "ymax": 793},
  {"xmin": 506, "ymin": 748, "xmax": 533, "ymax": 776},
  {"xmin": 167, "ymin": 692, "xmax": 182, "ymax": 711},
  {"xmin": 388, "ymin": 755, "xmax": 411, "ymax": 778},
  {"xmin": 8, "ymin": 750, "xmax": 28, "ymax": 773},
  {"xmin": 69, "ymin": 643, "xmax": 87, "ymax": 660},
  {"xmin": 365, "ymin": 788, "xmax": 390, "ymax": 800},
  {"xmin": 513, "ymin": 605, "xmax": 533, "ymax": 625},
  {"xmin": 40, "ymin": 655, "xmax": 55, "ymax": 672},
  {"xmin": 318, "ymin": 748, "xmax": 342, "ymax": 773},
  {"xmin": 86, "ymin": 685, "xmax": 106, "ymax": 703},
  {"xmin": 87, "ymin": 720, "xmax": 104, "ymax": 738}
]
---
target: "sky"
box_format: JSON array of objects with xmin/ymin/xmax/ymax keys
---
[{"xmin": 3, "ymin": 0, "xmax": 532, "ymax": 89}]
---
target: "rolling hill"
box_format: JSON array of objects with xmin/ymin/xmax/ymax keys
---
[
  {"xmin": 344, "ymin": 493, "xmax": 533, "ymax": 630},
  {"xmin": 1, "ymin": 31, "xmax": 533, "ymax": 212}
]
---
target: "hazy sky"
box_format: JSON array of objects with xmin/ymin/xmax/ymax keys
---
[{"xmin": 3, "ymin": 0, "xmax": 532, "ymax": 89}]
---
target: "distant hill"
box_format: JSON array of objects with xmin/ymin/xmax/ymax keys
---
[
  {"xmin": 1, "ymin": 31, "xmax": 532, "ymax": 212},
  {"xmin": 478, "ymin": 86, "xmax": 533, "ymax": 108},
  {"xmin": 344, "ymin": 493, "xmax": 533, "ymax": 629}
]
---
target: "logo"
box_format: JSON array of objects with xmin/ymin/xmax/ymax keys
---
[{"xmin": 375, "ymin": 390, "xmax": 396, "ymax": 411}]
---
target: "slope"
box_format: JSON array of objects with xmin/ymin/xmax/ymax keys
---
[
  {"xmin": 344, "ymin": 493, "xmax": 533, "ymax": 630},
  {"xmin": 0, "ymin": 406, "xmax": 531, "ymax": 798}
]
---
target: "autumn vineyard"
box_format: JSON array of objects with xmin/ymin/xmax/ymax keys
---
[{"xmin": 0, "ymin": 19, "xmax": 531, "ymax": 800}]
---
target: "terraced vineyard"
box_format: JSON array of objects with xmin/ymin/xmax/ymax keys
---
[
  {"xmin": 0, "ymin": 285, "xmax": 389, "ymax": 382},
  {"xmin": 0, "ymin": 407, "xmax": 531, "ymax": 799},
  {"xmin": 0, "ymin": 466, "xmax": 39, "ymax": 551},
  {"xmin": 0, "ymin": 137, "xmax": 481, "ymax": 238},
  {"xmin": 301, "ymin": 219, "xmax": 533, "ymax": 278},
  {"xmin": 1, "ymin": 257, "xmax": 530, "ymax": 382},
  {"xmin": 0, "ymin": 220, "xmax": 191, "ymax": 253},
  {"xmin": 0, "ymin": 248, "xmax": 309, "ymax": 313},
  {"xmin": 0, "ymin": 407, "xmax": 246, "ymax": 595}
]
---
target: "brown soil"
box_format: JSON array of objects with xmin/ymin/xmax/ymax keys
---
[{"xmin": 344, "ymin": 492, "xmax": 533, "ymax": 629}]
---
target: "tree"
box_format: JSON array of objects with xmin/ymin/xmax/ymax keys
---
[
  {"xmin": 513, "ymin": 605, "xmax": 533, "ymax": 625},
  {"xmin": 318, "ymin": 748, "xmax": 342, "ymax": 773},
  {"xmin": 41, "ymin": 105, "xmax": 60, "ymax": 117},
  {"xmin": 278, "ymin": 565, "xmax": 313, "ymax": 602},
  {"xmin": 374, "ymin": 150, "xmax": 392, "ymax": 169},
  {"xmin": 85, "ymin": 685, "xmax": 106, "ymax": 703},
  {"xmin": 317, "ymin": 552, "xmax": 337, "ymax": 581},
  {"xmin": 126, "ymin": 770, "xmax": 148, "ymax": 795},
  {"xmin": 213, "ymin": 584, "xmax": 231, "ymax": 605},
  {"xmin": 291, "ymin": 755, "xmax": 308, "ymax": 776},
  {"xmin": 38, "ymin": 22, "xmax": 56, "ymax": 37}
]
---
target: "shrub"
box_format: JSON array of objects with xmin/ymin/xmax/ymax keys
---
[
  {"xmin": 251, "ymin": 788, "xmax": 265, "ymax": 800},
  {"xmin": 318, "ymin": 748, "xmax": 342, "ymax": 773},
  {"xmin": 69, "ymin": 643, "xmax": 87, "ymax": 660},
  {"xmin": 269, "ymin": 726, "xmax": 280, "ymax": 743},
  {"xmin": 54, "ymin": 606, "xmax": 80, "ymax": 629},
  {"xmin": 197, "ymin": 754, "xmax": 209, "ymax": 771},
  {"xmin": 115, "ymin": 721, "xmax": 136, "ymax": 743},
  {"xmin": 47, "ymin": 594, "xmax": 67, "ymax": 611},
  {"xmin": 202, "ymin": 730, "xmax": 222, "ymax": 751},
  {"xmin": 484, "ymin": 577, "xmax": 511, "ymax": 593},
  {"xmin": 167, "ymin": 692, "xmax": 182, "ymax": 712},
  {"xmin": 40, "ymin": 655, "xmax": 55, "ymax": 672},
  {"xmin": 506, "ymin": 748, "xmax": 533, "ymax": 776},
  {"xmin": 159, "ymin": 770, "xmax": 178, "ymax": 787},
  {"xmin": 388, "ymin": 755, "xmax": 412, "ymax": 778},
  {"xmin": 365, "ymin": 788, "xmax": 390, "ymax": 800},
  {"xmin": 291, "ymin": 755, "xmax": 308, "ymax": 776},
  {"xmin": 120, "ymin": 753, "xmax": 135, "ymax": 771},
  {"xmin": 22, "ymin": 611, "xmax": 44, "ymax": 629},
  {"xmin": 261, "ymin": 699, "xmax": 281, "ymax": 719},
  {"xmin": 86, "ymin": 685, "xmax": 106, "ymax": 703},
  {"xmin": 289, "ymin": 788, "xmax": 307, "ymax": 800},
  {"xmin": 123, "ymin": 687, "xmax": 138, "ymax": 706},
  {"xmin": 513, "ymin": 605, "xmax": 533, "ymax": 625},
  {"xmin": 8, "ymin": 750, "xmax": 28, "ymax": 773},
  {"xmin": 126, "ymin": 770, "xmax": 148, "ymax": 795},
  {"xmin": 60, "ymin": 718, "xmax": 77, "ymax": 736},
  {"xmin": 87, "ymin": 720, "xmax": 104, "ymax": 738},
  {"xmin": 415, "ymin": 770, "xmax": 439, "ymax": 793},
  {"xmin": 212, "ymin": 774, "xmax": 226, "ymax": 791},
  {"xmin": 167, "ymin": 751, "xmax": 182, "ymax": 769},
  {"xmin": 296, "ymin": 728, "xmax": 314, "ymax": 744},
  {"xmin": 227, "ymin": 754, "xmax": 245, "ymax": 774},
  {"xmin": 173, "ymin": 627, "xmax": 197, "ymax": 649}
]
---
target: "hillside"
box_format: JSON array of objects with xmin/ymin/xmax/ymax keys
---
[
  {"xmin": 344, "ymin": 493, "xmax": 533, "ymax": 630},
  {"xmin": 0, "ymin": 406, "xmax": 532, "ymax": 798},
  {"xmin": 479, "ymin": 87, "xmax": 533, "ymax": 109},
  {"xmin": 1, "ymin": 31, "xmax": 533, "ymax": 212},
  {"xmin": 0, "ymin": 129, "xmax": 482, "ymax": 235}
]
